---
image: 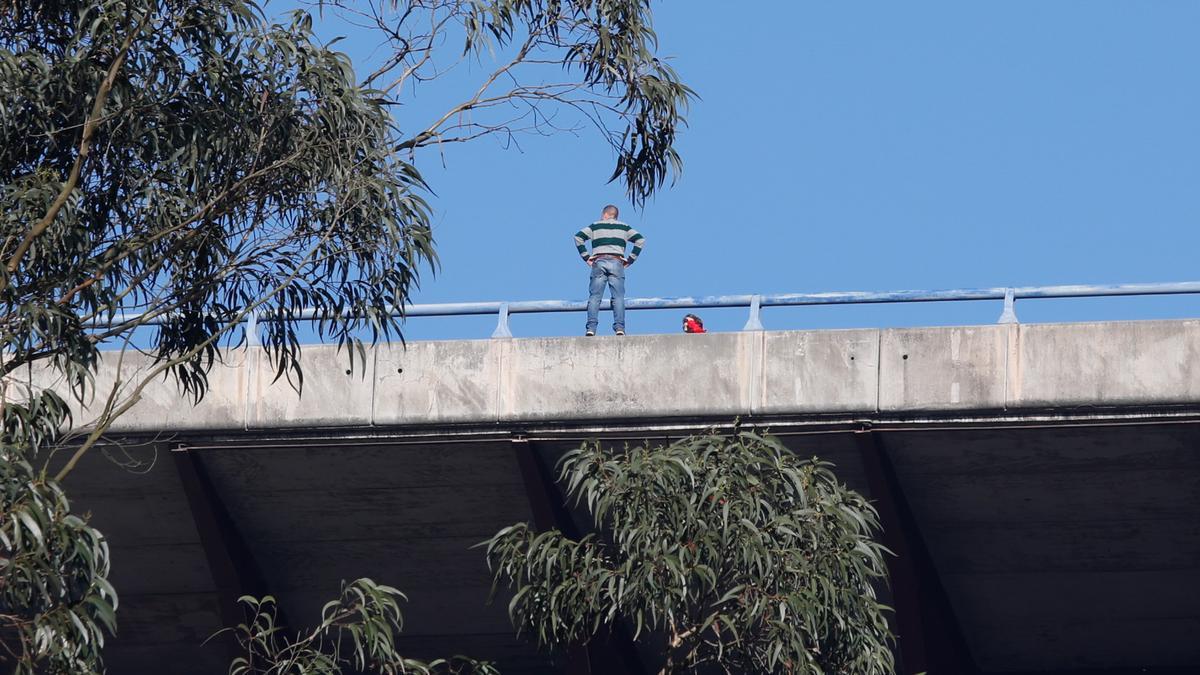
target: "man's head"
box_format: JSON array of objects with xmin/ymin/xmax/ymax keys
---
[{"xmin": 601, "ymin": 204, "xmax": 619, "ymax": 220}]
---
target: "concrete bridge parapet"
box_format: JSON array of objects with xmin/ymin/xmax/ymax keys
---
[{"xmin": 22, "ymin": 319, "xmax": 1200, "ymax": 432}]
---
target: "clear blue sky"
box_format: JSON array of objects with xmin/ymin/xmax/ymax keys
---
[{"xmin": 278, "ymin": 1, "xmax": 1200, "ymax": 340}]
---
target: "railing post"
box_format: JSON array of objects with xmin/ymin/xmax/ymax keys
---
[
  {"xmin": 492, "ymin": 303, "xmax": 512, "ymax": 338},
  {"xmin": 246, "ymin": 310, "xmax": 260, "ymax": 347},
  {"xmin": 997, "ymin": 288, "xmax": 1018, "ymax": 324},
  {"xmin": 743, "ymin": 295, "xmax": 764, "ymax": 331}
]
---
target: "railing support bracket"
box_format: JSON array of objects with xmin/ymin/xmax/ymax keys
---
[
  {"xmin": 743, "ymin": 295, "xmax": 764, "ymax": 331},
  {"xmin": 246, "ymin": 311, "xmax": 260, "ymax": 347},
  {"xmin": 492, "ymin": 303, "xmax": 513, "ymax": 338},
  {"xmin": 997, "ymin": 288, "xmax": 1018, "ymax": 324}
]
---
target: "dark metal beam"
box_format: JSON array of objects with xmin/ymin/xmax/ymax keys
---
[
  {"xmin": 511, "ymin": 438, "xmax": 591, "ymax": 674},
  {"xmin": 992, "ymin": 669, "xmax": 1200, "ymax": 675},
  {"xmin": 172, "ymin": 446, "xmax": 280, "ymax": 636},
  {"xmin": 512, "ymin": 438, "xmax": 578, "ymax": 537},
  {"xmin": 855, "ymin": 428, "xmax": 976, "ymax": 675}
]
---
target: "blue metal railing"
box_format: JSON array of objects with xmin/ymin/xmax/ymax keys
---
[
  {"xmin": 95, "ymin": 281, "xmax": 1200, "ymax": 339},
  {"xmin": 447, "ymin": 281, "xmax": 1200, "ymax": 337}
]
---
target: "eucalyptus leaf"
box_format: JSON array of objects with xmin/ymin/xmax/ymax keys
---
[{"xmin": 484, "ymin": 431, "xmax": 896, "ymax": 674}]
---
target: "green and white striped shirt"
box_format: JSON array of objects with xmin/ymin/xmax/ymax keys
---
[{"xmin": 573, "ymin": 219, "xmax": 645, "ymax": 262}]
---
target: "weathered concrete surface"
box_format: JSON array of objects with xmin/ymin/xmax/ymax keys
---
[
  {"xmin": 1010, "ymin": 320, "xmax": 1200, "ymax": 407},
  {"xmin": 61, "ymin": 424, "xmax": 1200, "ymax": 674},
  {"xmin": 51, "ymin": 443, "xmax": 229, "ymax": 675},
  {"xmin": 879, "ymin": 325, "xmax": 1008, "ymax": 411},
  {"xmin": 501, "ymin": 332, "xmax": 753, "ymax": 421},
  {"xmin": 885, "ymin": 424, "xmax": 1200, "ymax": 671},
  {"xmin": 23, "ymin": 318, "xmax": 1200, "ymax": 433},
  {"xmin": 374, "ymin": 340, "xmax": 500, "ymax": 425},
  {"xmin": 758, "ymin": 329, "xmax": 879, "ymax": 413},
  {"xmin": 23, "ymin": 348, "xmax": 249, "ymax": 432},
  {"xmin": 55, "ymin": 438, "xmax": 545, "ymax": 675},
  {"xmin": 29, "ymin": 320, "xmax": 1200, "ymax": 673},
  {"xmin": 250, "ymin": 347, "xmax": 375, "ymax": 428}
]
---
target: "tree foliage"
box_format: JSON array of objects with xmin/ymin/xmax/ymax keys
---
[
  {"xmin": 2, "ymin": 0, "xmax": 434, "ymax": 667},
  {"xmin": 0, "ymin": 444, "xmax": 116, "ymax": 674},
  {"xmin": 320, "ymin": 0, "xmax": 695, "ymax": 206},
  {"xmin": 1, "ymin": 0, "xmax": 434, "ymax": 405},
  {"xmin": 223, "ymin": 579, "xmax": 497, "ymax": 675},
  {"xmin": 484, "ymin": 431, "xmax": 895, "ymax": 674},
  {"xmin": 1, "ymin": 370, "xmax": 116, "ymax": 673},
  {"xmin": 1, "ymin": 0, "xmax": 691, "ymax": 669}
]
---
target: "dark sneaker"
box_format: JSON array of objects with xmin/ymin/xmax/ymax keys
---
[
  {"xmin": 615, "ymin": 329, "xmax": 625, "ymax": 336},
  {"xmin": 585, "ymin": 330, "xmax": 596, "ymax": 336}
]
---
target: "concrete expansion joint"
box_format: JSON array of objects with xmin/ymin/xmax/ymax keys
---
[
  {"xmin": 368, "ymin": 346, "xmax": 379, "ymax": 427},
  {"xmin": 873, "ymin": 328, "xmax": 883, "ymax": 414},
  {"xmin": 242, "ymin": 345, "xmax": 258, "ymax": 432}
]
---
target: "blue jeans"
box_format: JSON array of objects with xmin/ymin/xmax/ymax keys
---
[{"xmin": 585, "ymin": 257, "xmax": 625, "ymax": 332}]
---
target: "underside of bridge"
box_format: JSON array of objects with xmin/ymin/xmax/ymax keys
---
[{"xmin": 60, "ymin": 412, "xmax": 1200, "ymax": 675}]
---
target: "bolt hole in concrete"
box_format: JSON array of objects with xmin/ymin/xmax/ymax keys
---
[
  {"xmin": 345, "ymin": 369, "xmax": 352, "ymax": 375},
  {"xmin": 902, "ymin": 354, "xmax": 908, "ymax": 360}
]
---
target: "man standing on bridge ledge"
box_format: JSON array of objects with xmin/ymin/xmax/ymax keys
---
[{"xmin": 574, "ymin": 204, "xmax": 645, "ymax": 336}]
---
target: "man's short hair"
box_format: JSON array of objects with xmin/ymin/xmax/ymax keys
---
[{"xmin": 602, "ymin": 204, "xmax": 619, "ymax": 218}]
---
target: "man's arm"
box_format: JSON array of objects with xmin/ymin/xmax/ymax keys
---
[
  {"xmin": 626, "ymin": 228, "xmax": 645, "ymax": 265},
  {"xmin": 573, "ymin": 225, "xmax": 593, "ymax": 263}
]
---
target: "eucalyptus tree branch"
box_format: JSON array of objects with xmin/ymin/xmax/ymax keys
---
[
  {"xmin": 378, "ymin": 8, "xmax": 458, "ymax": 94},
  {"xmin": 1, "ymin": 3, "xmax": 440, "ymax": 670},
  {"xmin": 223, "ymin": 578, "xmax": 497, "ymax": 674},
  {"xmin": 486, "ymin": 433, "xmax": 894, "ymax": 673},
  {"xmin": 659, "ymin": 617, "xmax": 712, "ymax": 675},
  {"xmin": 3, "ymin": 11, "xmax": 151, "ymax": 288},
  {"xmin": 324, "ymin": 0, "xmax": 694, "ymax": 205},
  {"xmin": 52, "ymin": 331, "xmax": 138, "ymax": 480},
  {"xmin": 0, "ymin": 140, "xmax": 310, "ymax": 331},
  {"xmin": 54, "ymin": 188, "xmax": 369, "ymax": 481},
  {"xmin": 395, "ymin": 28, "xmax": 542, "ymax": 151},
  {"xmin": 0, "ymin": 142, "xmax": 312, "ymax": 358}
]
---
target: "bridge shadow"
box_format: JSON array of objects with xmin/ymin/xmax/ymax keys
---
[{"xmin": 53, "ymin": 418, "xmax": 1200, "ymax": 674}]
